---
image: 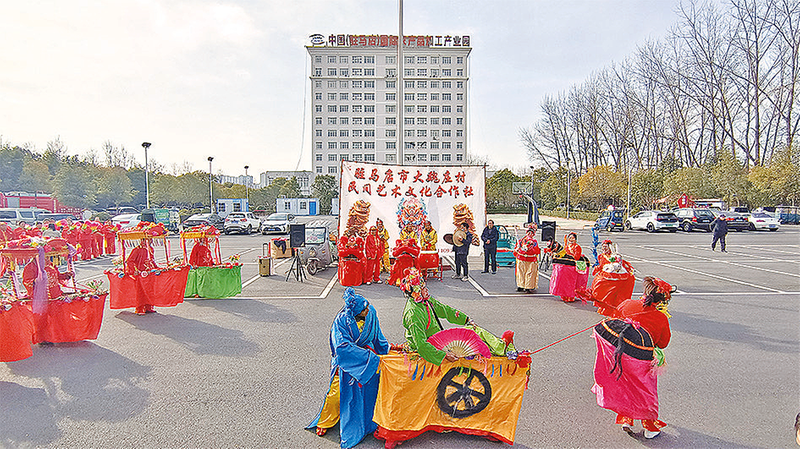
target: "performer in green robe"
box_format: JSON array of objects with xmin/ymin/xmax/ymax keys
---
[{"xmin": 398, "ymin": 268, "xmax": 514, "ymax": 365}]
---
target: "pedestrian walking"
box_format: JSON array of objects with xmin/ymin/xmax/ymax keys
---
[
  {"xmin": 711, "ymin": 214, "xmax": 728, "ymax": 252},
  {"xmin": 481, "ymin": 220, "xmax": 499, "ymax": 274},
  {"xmin": 451, "ymin": 222, "xmax": 475, "ymax": 281}
]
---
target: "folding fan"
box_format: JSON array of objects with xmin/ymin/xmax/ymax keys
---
[{"xmin": 427, "ymin": 328, "xmax": 491, "ymax": 358}]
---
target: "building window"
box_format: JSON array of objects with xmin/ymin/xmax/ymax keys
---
[
  {"xmin": 352, "ymin": 117, "xmax": 363, "ymax": 125},
  {"xmin": 442, "ymin": 69, "xmax": 451, "ymax": 76},
  {"xmin": 405, "ymin": 117, "xmax": 414, "ymax": 125},
  {"xmin": 339, "ymin": 105, "xmax": 349, "ymax": 113},
  {"xmin": 443, "ymin": 118, "xmax": 452, "ymax": 125},
  {"xmin": 457, "ymin": 93, "xmax": 463, "ymax": 101},
  {"xmin": 431, "ymin": 93, "xmax": 439, "ymax": 101},
  {"xmin": 339, "ymin": 92, "xmax": 348, "ymax": 100},
  {"xmin": 328, "ymin": 117, "xmax": 337, "ymax": 125},
  {"xmin": 314, "ymin": 67, "xmax": 322, "ymax": 76},
  {"xmin": 353, "ymin": 142, "xmax": 363, "ymax": 149},
  {"xmin": 385, "ymin": 80, "xmax": 395, "ymax": 88},
  {"xmin": 386, "ymin": 68, "xmax": 396, "ymax": 77},
  {"xmin": 404, "ymin": 93, "xmax": 414, "ymax": 101},
  {"xmin": 364, "ymin": 105, "xmax": 374, "ymax": 113},
  {"xmin": 456, "ymin": 105, "xmax": 463, "ymax": 112},
  {"xmin": 442, "ymin": 130, "xmax": 451, "ymax": 137},
  {"xmin": 315, "ymin": 154, "xmax": 323, "ymax": 161},
  {"xmin": 340, "ymin": 154, "xmax": 349, "ymax": 161},
  {"xmin": 457, "ymin": 69, "xmax": 464, "ymax": 76},
  {"xmin": 352, "ymin": 80, "xmax": 363, "ymax": 89},
  {"xmin": 431, "ymin": 81, "xmax": 439, "ymax": 88},
  {"xmin": 417, "ymin": 129, "xmax": 427, "ymax": 137},
  {"xmin": 405, "ymin": 80, "xmax": 414, "ymax": 89},
  {"xmin": 328, "ymin": 105, "xmax": 337, "ymax": 113},
  {"xmin": 442, "ymin": 81, "xmax": 451, "ymax": 88},
  {"xmin": 404, "ymin": 69, "xmax": 414, "ymax": 77},
  {"xmin": 405, "ymin": 105, "xmax": 414, "ymax": 113},
  {"xmin": 430, "ymin": 105, "xmax": 440, "ymax": 113},
  {"xmin": 340, "ymin": 129, "xmax": 349, "ymax": 137},
  {"xmin": 339, "ymin": 56, "xmax": 347, "ymax": 64},
  {"xmin": 386, "ymin": 93, "xmax": 396, "ymax": 101},
  {"xmin": 352, "ymin": 129, "xmax": 363, "ymax": 137},
  {"xmin": 405, "ymin": 56, "xmax": 414, "ymax": 64},
  {"xmin": 456, "ymin": 153, "xmax": 463, "ymax": 161},
  {"xmin": 315, "ymin": 117, "xmax": 322, "ymax": 125},
  {"xmin": 352, "ymin": 68, "xmax": 363, "ymax": 76},
  {"xmin": 430, "ymin": 154, "xmax": 439, "ymax": 161},
  {"xmin": 341, "ymin": 141, "xmax": 349, "ymax": 149},
  {"xmin": 328, "ymin": 129, "xmax": 337, "ymax": 137},
  {"xmin": 456, "ymin": 117, "xmax": 463, "ymax": 125},
  {"xmin": 430, "ymin": 141, "xmax": 439, "ymax": 149},
  {"xmin": 442, "ymin": 142, "xmax": 451, "ymax": 149},
  {"xmin": 431, "ymin": 117, "xmax": 440, "ymax": 125},
  {"xmin": 352, "ymin": 93, "xmax": 363, "ymax": 101},
  {"xmin": 328, "ymin": 166, "xmax": 337, "ymax": 174},
  {"xmin": 316, "ymin": 141, "xmax": 323, "ymax": 149},
  {"xmin": 457, "ymin": 57, "xmax": 463, "ymax": 64},
  {"xmin": 316, "ymin": 166, "xmax": 323, "ymax": 173},
  {"xmin": 364, "ymin": 142, "xmax": 375, "ymax": 149},
  {"xmin": 315, "ymin": 105, "xmax": 322, "ymax": 113},
  {"xmin": 417, "ymin": 105, "xmax": 427, "ymax": 113},
  {"xmin": 340, "ymin": 68, "xmax": 349, "ymax": 77},
  {"xmin": 365, "ymin": 129, "xmax": 375, "ymax": 137},
  {"xmin": 417, "ymin": 56, "xmax": 427, "ymax": 64},
  {"xmin": 385, "ymin": 105, "xmax": 396, "ymax": 113},
  {"xmin": 418, "ymin": 154, "xmax": 427, "ymax": 162},
  {"xmin": 385, "ymin": 129, "xmax": 396, "ymax": 137},
  {"xmin": 386, "ymin": 56, "xmax": 395, "ymax": 64},
  {"xmin": 353, "ymin": 105, "xmax": 363, "ymax": 113},
  {"xmin": 417, "ymin": 118, "xmax": 427, "ymax": 125},
  {"xmin": 386, "ymin": 141, "xmax": 396, "ymax": 149},
  {"xmin": 416, "ymin": 93, "xmax": 427, "ymax": 101},
  {"xmin": 328, "ymin": 154, "xmax": 337, "ymax": 161},
  {"xmin": 314, "ymin": 56, "xmax": 322, "ymax": 63},
  {"xmin": 364, "ymin": 117, "xmax": 375, "ymax": 125},
  {"xmin": 456, "ymin": 142, "xmax": 463, "ymax": 149},
  {"xmin": 352, "ymin": 56, "xmax": 362, "ymax": 64},
  {"xmin": 386, "ymin": 117, "xmax": 396, "ymax": 125},
  {"xmin": 457, "ymin": 81, "xmax": 464, "ymax": 88},
  {"xmin": 365, "ymin": 153, "xmax": 375, "ymax": 161},
  {"xmin": 385, "ymin": 153, "xmax": 396, "ymax": 162},
  {"xmin": 405, "ymin": 142, "xmax": 414, "ymax": 149},
  {"xmin": 416, "ymin": 81, "xmax": 427, "ymax": 88},
  {"xmin": 364, "ymin": 80, "xmax": 374, "ymax": 87},
  {"xmin": 340, "ymin": 117, "xmax": 349, "ymax": 125},
  {"xmin": 364, "ymin": 55, "xmax": 375, "ymax": 64},
  {"xmin": 340, "ymin": 81, "xmax": 348, "ymax": 88},
  {"xmin": 431, "ymin": 69, "xmax": 439, "ymax": 77},
  {"xmin": 327, "ymin": 92, "xmax": 336, "ymax": 101},
  {"xmin": 364, "ymin": 93, "xmax": 375, "ymax": 100},
  {"xmin": 443, "ymin": 56, "xmax": 451, "ymax": 64},
  {"xmin": 315, "ymin": 80, "xmax": 322, "ymax": 88},
  {"xmin": 405, "ymin": 129, "xmax": 414, "ymax": 137},
  {"xmin": 328, "ymin": 56, "xmax": 336, "ymax": 63},
  {"xmin": 328, "ymin": 142, "xmax": 338, "ymax": 149},
  {"xmin": 353, "ymin": 154, "xmax": 363, "ymax": 161},
  {"xmin": 315, "ymin": 92, "xmax": 322, "ymax": 100},
  {"xmin": 327, "ymin": 68, "xmax": 337, "ymax": 76},
  {"xmin": 417, "ymin": 69, "xmax": 427, "ymax": 76},
  {"xmin": 456, "ymin": 129, "xmax": 463, "ymax": 137}
]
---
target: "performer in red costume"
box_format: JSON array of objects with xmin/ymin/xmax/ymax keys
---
[
  {"xmin": 578, "ymin": 240, "xmax": 635, "ymax": 316},
  {"xmin": 22, "ymin": 258, "xmax": 73, "ymax": 300},
  {"xmin": 388, "ymin": 238, "xmax": 420, "ymax": 286},
  {"xmin": 102, "ymin": 221, "xmax": 120, "ymax": 255},
  {"xmin": 125, "ymin": 240, "xmax": 158, "ymax": 314},
  {"xmin": 79, "ymin": 224, "xmax": 94, "ymax": 260},
  {"xmin": 92, "ymin": 222, "xmax": 103, "ymax": 257},
  {"xmin": 338, "ymin": 230, "xmax": 365, "ymax": 287},
  {"xmin": 189, "ymin": 238, "xmax": 215, "ymax": 267},
  {"xmin": 363, "ymin": 226, "xmax": 382, "ymax": 285}
]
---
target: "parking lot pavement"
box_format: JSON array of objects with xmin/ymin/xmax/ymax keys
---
[{"xmin": 1, "ymin": 223, "xmax": 798, "ymax": 448}]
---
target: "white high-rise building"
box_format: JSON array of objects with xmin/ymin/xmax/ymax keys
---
[{"xmin": 306, "ymin": 33, "xmax": 471, "ymax": 179}]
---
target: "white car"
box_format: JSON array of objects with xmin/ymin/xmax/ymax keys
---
[
  {"xmin": 625, "ymin": 211, "xmax": 679, "ymax": 232},
  {"xmin": 111, "ymin": 213, "xmax": 142, "ymax": 228},
  {"xmin": 223, "ymin": 212, "xmax": 261, "ymax": 234},
  {"xmin": 260, "ymin": 213, "xmax": 296, "ymax": 235},
  {"xmin": 748, "ymin": 212, "xmax": 780, "ymax": 231}
]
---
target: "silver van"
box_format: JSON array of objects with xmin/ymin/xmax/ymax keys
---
[{"xmin": 0, "ymin": 208, "xmax": 41, "ymax": 225}]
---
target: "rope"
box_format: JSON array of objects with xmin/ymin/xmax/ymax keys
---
[{"xmin": 530, "ymin": 322, "xmax": 599, "ymax": 355}]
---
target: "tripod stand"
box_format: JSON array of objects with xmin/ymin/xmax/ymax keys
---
[{"xmin": 285, "ymin": 248, "xmax": 306, "ymax": 282}]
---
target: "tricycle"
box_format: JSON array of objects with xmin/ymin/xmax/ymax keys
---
[{"xmin": 294, "ymin": 226, "xmax": 338, "ymax": 275}]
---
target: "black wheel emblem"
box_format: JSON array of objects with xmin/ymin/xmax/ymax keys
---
[{"xmin": 436, "ymin": 367, "xmax": 492, "ymax": 418}]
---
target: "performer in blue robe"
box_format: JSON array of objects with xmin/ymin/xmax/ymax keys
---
[{"xmin": 307, "ymin": 287, "xmax": 390, "ymax": 448}]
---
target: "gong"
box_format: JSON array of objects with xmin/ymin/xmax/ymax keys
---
[{"xmin": 436, "ymin": 367, "xmax": 492, "ymax": 419}]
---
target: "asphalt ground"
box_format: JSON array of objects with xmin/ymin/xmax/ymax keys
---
[{"xmin": 1, "ymin": 217, "xmax": 798, "ymax": 448}]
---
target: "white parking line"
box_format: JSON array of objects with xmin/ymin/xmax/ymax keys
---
[
  {"xmin": 632, "ymin": 257, "xmax": 783, "ymax": 293},
  {"xmin": 244, "ymin": 275, "xmax": 339, "ymax": 300},
  {"xmin": 640, "ymin": 246, "xmax": 800, "ymax": 279}
]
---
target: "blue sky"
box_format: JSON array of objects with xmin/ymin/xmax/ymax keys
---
[{"xmin": 0, "ymin": 0, "xmax": 681, "ymax": 177}]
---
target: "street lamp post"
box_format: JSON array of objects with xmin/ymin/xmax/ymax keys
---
[
  {"xmin": 565, "ymin": 157, "xmax": 571, "ymax": 220},
  {"xmin": 208, "ymin": 157, "xmax": 214, "ymax": 214},
  {"xmin": 244, "ymin": 165, "xmax": 249, "ymax": 211},
  {"xmin": 142, "ymin": 142, "xmax": 151, "ymax": 209}
]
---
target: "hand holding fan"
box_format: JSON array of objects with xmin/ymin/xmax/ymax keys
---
[{"xmin": 427, "ymin": 328, "xmax": 491, "ymax": 358}]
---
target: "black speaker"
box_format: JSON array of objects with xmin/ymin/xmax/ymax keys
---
[
  {"xmin": 289, "ymin": 223, "xmax": 306, "ymax": 248},
  {"xmin": 540, "ymin": 221, "xmax": 556, "ymax": 242}
]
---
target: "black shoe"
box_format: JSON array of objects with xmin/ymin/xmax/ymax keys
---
[
  {"xmin": 491, "ymin": 271, "xmax": 497, "ymax": 274},
  {"xmin": 721, "ymin": 249, "xmax": 727, "ymax": 252},
  {"xmin": 516, "ymin": 287, "xmax": 524, "ymax": 292}
]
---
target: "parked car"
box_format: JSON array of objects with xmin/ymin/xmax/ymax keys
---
[
  {"xmin": 223, "ymin": 212, "xmax": 261, "ymax": 235},
  {"xmin": 748, "ymin": 212, "xmax": 780, "ymax": 231},
  {"xmin": 625, "ymin": 211, "xmax": 679, "ymax": 232},
  {"xmin": 38, "ymin": 213, "xmax": 78, "ymax": 222},
  {"xmin": 674, "ymin": 208, "xmax": 716, "ymax": 232},
  {"xmin": 595, "ymin": 209, "xmax": 626, "ymax": 232},
  {"xmin": 0, "ymin": 208, "xmax": 40, "ymax": 225},
  {"xmin": 107, "ymin": 206, "xmax": 139, "ymax": 216},
  {"xmin": 260, "ymin": 213, "xmax": 296, "ymax": 235},
  {"xmin": 182, "ymin": 213, "xmax": 224, "ymax": 230},
  {"xmin": 713, "ymin": 210, "xmax": 749, "ymax": 232},
  {"xmin": 111, "ymin": 213, "xmax": 142, "ymax": 228}
]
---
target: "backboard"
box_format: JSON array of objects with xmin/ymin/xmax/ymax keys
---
[{"xmin": 512, "ymin": 182, "xmax": 532, "ymax": 195}]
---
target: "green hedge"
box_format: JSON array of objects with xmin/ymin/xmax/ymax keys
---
[{"xmin": 539, "ymin": 209, "xmax": 599, "ymax": 221}]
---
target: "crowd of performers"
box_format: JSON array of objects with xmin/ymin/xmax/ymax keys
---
[
  {"xmin": 314, "ymin": 219, "xmax": 675, "ymax": 447},
  {"xmin": 0, "ymin": 218, "xmax": 121, "ymax": 261}
]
